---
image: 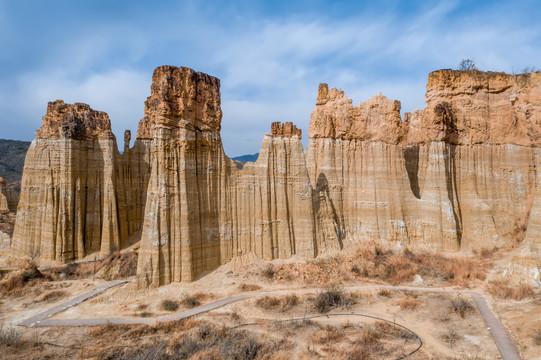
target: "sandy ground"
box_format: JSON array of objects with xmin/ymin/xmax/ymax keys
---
[{"xmin": 1, "ymin": 242, "xmax": 539, "ymax": 359}]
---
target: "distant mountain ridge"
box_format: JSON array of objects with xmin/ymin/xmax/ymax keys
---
[
  {"xmin": 0, "ymin": 139, "xmax": 31, "ymax": 184},
  {"xmin": 231, "ymin": 153, "xmax": 259, "ymax": 163}
]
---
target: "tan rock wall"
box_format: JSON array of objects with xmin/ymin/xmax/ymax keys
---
[
  {"xmin": 10, "ymin": 65, "xmax": 541, "ymax": 285},
  {"xmin": 11, "ymin": 102, "xmax": 151, "ymax": 261}
]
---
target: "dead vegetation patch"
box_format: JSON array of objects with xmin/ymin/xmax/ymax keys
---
[
  {"xmin": 0, "ymin": 262, "xmax": 52, "ymax": 297},
  {"xmin": 395, "ymin": 295, "xmax": 422, "ymax": 310},
  {"xmin": 267, "ymin": 243, "xmax": 491, "ymax": 287},
  {"xmin": 238, "ymin": 283, "xmax": 261, "ymax": 292},
  {"xmin": 161, "ymin": 299, "xmax": 179, "ymax": 312},
  {"xmin": 488, "ymin": 280, "xmax": 535, "ymax": 300},
  {"xmin": 256, "ymin": 294, "xmax": 299, "ymax": 312},
  {"xmin": 180, "ymin": 292, "xmax": 211, "ymax": 308},
  {"xmin": 313, "ymin": 286, "xmax": 356, "ymax": 313},
  {"xmin": 90, "ymin": 320, "xmax": 290, "ymax": 360},
  {"xmin": 450, "ymin": 296, "xmax": 475, "ymax": 318}
]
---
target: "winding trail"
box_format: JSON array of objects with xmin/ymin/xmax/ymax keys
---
[{"xmin": 19, "ymin": 283, "xmax": 521, "ymax": 359}]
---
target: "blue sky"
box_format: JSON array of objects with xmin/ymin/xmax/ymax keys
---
[{"xmin": 1, "ymin": 0, "xmax": 540, "ymax": 156}]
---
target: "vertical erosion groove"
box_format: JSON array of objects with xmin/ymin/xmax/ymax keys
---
[{"xmin": 403, "ymin": 146, "xmax": 421, "ymax": 199}]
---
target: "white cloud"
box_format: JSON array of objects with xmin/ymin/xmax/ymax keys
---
[{"xmin": 6, "ymin": 69, "xmax": 150, "ymax": 145}]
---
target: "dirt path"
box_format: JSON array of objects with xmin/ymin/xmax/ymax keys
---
[
  {"xmin": 19, "ymin": 283, "xmax": 522, "ymax": 359},
  {"xmin": 18, "ymin": 279, "xmax": 131, "ymax": 327}
]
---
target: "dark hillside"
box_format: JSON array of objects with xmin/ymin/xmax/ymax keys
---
[{"xmin": 0, "ymin": 139, "xmax": 31, "ymax": 183}]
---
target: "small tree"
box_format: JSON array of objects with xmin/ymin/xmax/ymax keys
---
[{"xmin": 458, "ymin": 59, "xmax": 477, "ymax": 71}]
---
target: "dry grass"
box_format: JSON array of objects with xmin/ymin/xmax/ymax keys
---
[
  {"xmin": 395, "ymin": 295, "xmax": 421, "ymax": 310},
  {"xmin": 534, "ymin": 329, "xmax": 541, "ymax": 346},
  {"xmin": 256, "ymin": 294, "xmax": 299, "ymax": 312},
  {"xmin": 0, "ymin": 262, "xmax": 51, "ymax": 297},
  {"xmin": 488, "ymin": 280, "xmax": 535, "ymax": 300},
  {"xmin": 238, "ymin": 283, "xmax": 261, "ymax": 292},
  {"xmin": 269, "ymin": 243, "xmax": 490, "ymax": 287},
  {"xmin": 0, "ymin": 324, "xmax": 21, "ymax": 347},
  {"xmin": 39, "ymin": 290, "xmax": 66, "ymax": 303},
  {"xmin": 90, "ymin": 320, "xmax": 286, "ymax": 360}
]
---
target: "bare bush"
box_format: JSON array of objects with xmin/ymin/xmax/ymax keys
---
[
  {"xmin": 442, "ymin": 327, "xmax": 461, "ymax": 348},
  {"xmin": 314, "ymin": 286, "xmax": 354, "ymax": 313},
  {"xmin": 458, "ymin": 59, "xmax": 477, "ymax": 71},
  {"xmin": 238, "ymin": 283, "xmax": 261, "ymax": 292},
  {"xmin": 161, "ymin": 299, "xmax": 179, "ymax": 312},
  {"xmin": 0, "ymin": 323, "xmax": 21, "ymax": 347},
  {"xmin": 257, "ymin": 294, "xmax": 299, "ymax": 312},
  {"xmin": 450, "ymin": 296, "xmax": 475, "ymax": 318},
  {"xmin": 180, "ymin": 292, "xmax": 209, "ymax": 308},
  {"xmin": 262, "ymin": 265, "xmax": 275, "ymax": 279},
  {"xmin": 396, "ymin": 296, "xmax": 421, "ymax": 311}
]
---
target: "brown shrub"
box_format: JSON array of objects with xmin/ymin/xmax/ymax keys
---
[
  {"xmin": 238, "ymin": 283, "xmax": 261, "ymax": 292},
  {"xmin": 95, "ymin": 251, "xmax": 138, "ymax": 280},
  {"xmin": 257, "ymin": 294, "xmax": 298, "ymax": 312},
  {"xmin": 442, "ymin": 327, "xmax": 461, "ymax": 348},
  {"xmin": 377, "ymin": 289, "xmax": 391, "ymax": 297},
  {"xmin": 314, "ymin": 286, "xmax": 355, "ymax": 313},
  {"xmin": 262, "ymin": 265, "xmax": 275, "ymax": 279},
  {"xmin": 161, "ymin": 299, "xmax": 179, "ymax": 312},
  {"xmin": 311, "ymin": 325, "xmax": 343, "ymax": 344},
  {"xmin": 396, "ymin": 296, "xmax": 420, "ymax": 310},
  {"xmin": 180, "ymin": 292, "xmax": 209, "ymax": 308},
  {"xmin": 488, "ymin": 280, "xmax": 535, "ymax": 300},
  {"xmin": 0, "ymin": 262, "xmax": 52, "ymax": 297},
  {"xmin": 450, "ymin": 296, "xmax": 475, "ymax": 318},
  {"xmin": 40, "ymin": 290, "xmax": 66, "ymax": 303}
]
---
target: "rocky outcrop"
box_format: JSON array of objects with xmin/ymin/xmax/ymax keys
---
[
  {"xmin": 136, "ymin": 66, "xmax": 222, "ymax": 139},
  {"xmin": 11, "ymin": 101, "xmax": 151, "ymax": 261},
  {"xmin": 306, "ymin": 70, "xmax": 541, "ymax": 253},
  {"xmin": 309, "ymin": 83, "xmax": 403, "ymax": 143},
  {"xmin": 271, "ymin": 121, "xmax": 302, "ymax": 139},
  {"xmin": 405, "ymin": 70, "xmax": 541, "ymax": 146},
  {"xmin": 10, "ymin": 65, "xmax": 541, "ymax": 285},
  {"xmin": 0, "ymin": 177, "xmax": 9, "ymax": 213}
]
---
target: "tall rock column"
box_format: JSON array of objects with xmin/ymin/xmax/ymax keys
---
[
  {"xmin": 11, "ymin": 101, "xmax": 146, "ymax": 261},
  {"xmin": 232, "ymin": 122, "xmax": 317, "ymax": 260},
  {"xmin": 136, "ymin": 66, "xmax": 232, "ymax": 286}
]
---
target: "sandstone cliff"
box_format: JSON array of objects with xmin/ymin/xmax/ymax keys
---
[
  {"xmin": 306, "ymin": 71, "xmax": 541, "ymax": 253},
  {"xmin": 10, "ymin": 65, "xmax": 540, "ymax": 286},
  {"xmin": 136, "ymin": 67, "xmax": 317, "ymax": 285},
  {"xmin": 11, "ymin": 100, "xmax": 151, "ymax": 261}
]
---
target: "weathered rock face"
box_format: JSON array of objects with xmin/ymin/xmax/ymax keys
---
[
  {"xmin": 136, "ymin": 66, "xmax": 222, "ymax": 139},
  {"xmin": 271, "ymin": 121, "xmax": 302, "ymax": 139},
  {"xmin": 135, "ymin": 68, "xmax": 316, "ymax": 285},
  {"xmin": 11, "ymin": 101, "xmax": 151, "ymax": 261},
  {"xmin": 309, "ymin": 83, "xmax": 403, "ymax": 143},
  {"xmin": 306, "ymin": 71, "xmax": 541, "ymax": 253},
  {"xmin": 405, "ymin": 70, "xmax": 541, "ymax": 146}
]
